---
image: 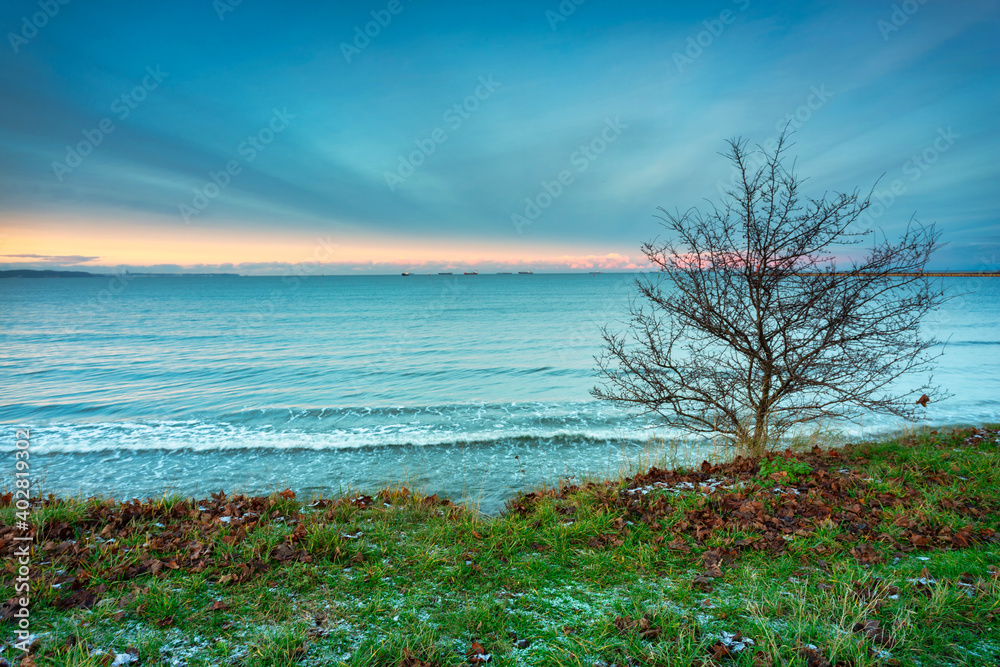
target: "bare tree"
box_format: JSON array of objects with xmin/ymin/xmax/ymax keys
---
[{"xmin": 593, "ymin": 134, "xmax": 948, "ymax": 456}]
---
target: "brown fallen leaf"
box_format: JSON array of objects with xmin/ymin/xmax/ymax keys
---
[
  {"xmin": 667, "ymin": 536, "xmax": 691, "ymax": 553},
  {"xmin": 0, "ymin": 598, "xmax": 21, "ymax": 622},
  {"xmin": 852, "ymin": 619, "xmax": 895, "ymax": 648},
  {"xmin": 396, "ymin": 651, "xmax": 439, "ymax": 667},
  {"xmin": 708, "ymin": 642, "xmax": 732, "ymax": 659},
  {"xmin": 271, "ymin": 543, "xmax": 297, "ymax": 561},
  {"xmin": 56, "ymin": 589, "xmax": 99, "ymax": 610},
  {"xmin": 613, "ymin": 615, "xmax": 662, "ymax": 641},
  {"xmin": 692, "ymin": 574, "xmax": 715, "ymax": 591},
  {"xmin": 798, "ymin": 646, "xmax": 832, "ymax": 667},
  {"xmin": 701, "ymin": 549, "xmax": 726, "ymax": 578},
  {"xmin": 468, "ymin": 641, "xmax": 491, "ymax": 664}
]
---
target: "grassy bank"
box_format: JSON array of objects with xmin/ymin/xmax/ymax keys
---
[{"xmin": 2, "ymin": 425, "xmax": 999, "ymax": 666}]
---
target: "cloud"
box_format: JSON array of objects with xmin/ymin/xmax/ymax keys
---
[
  {"xmin": 557, "ymin": 253, "xmax": 651, "ymax": 271},
  {"xmin": 0, "ymin": 253, "xmax": 656, "ymax": 275},
  {"xmin": 3, "ymin": 254, "xmax": 100, "ymax": 264},
  {"xmin": 0, "ymin": 1, "xmax": 995, "ymax": 268}
]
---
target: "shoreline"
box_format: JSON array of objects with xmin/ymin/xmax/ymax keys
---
[{"xmin": 12, "ymin": 420, "xmax": 996, "ymax": 515}]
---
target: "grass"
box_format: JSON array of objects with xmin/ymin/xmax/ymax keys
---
[{"xmin": 1, "ymin": 425, "xmax": 999, "ymax": 666}]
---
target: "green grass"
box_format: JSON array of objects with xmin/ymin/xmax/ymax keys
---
[{"xmin": 2, "ymin": 425, "xmax": 1000, "ymax": 666}]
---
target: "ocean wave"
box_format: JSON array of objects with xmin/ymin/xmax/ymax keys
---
[
  {"xmin": 10, "ymin": 396, "xmax": 1000, "ymax": 455},
  {"xmin": 11, "ymin": 401, "xmax": 664, "ymax": 454}
]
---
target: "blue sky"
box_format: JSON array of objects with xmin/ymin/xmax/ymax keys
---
[{"xmin": 1, "ymin": 0, "xmax": 998, "ymax": 273}]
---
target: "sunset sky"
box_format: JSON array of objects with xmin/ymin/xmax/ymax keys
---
[{"xmin": 1, "ymin": 0, "xmax": 998, "ymax": 274}]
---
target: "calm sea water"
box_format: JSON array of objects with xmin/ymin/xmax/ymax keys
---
[{"xmin": 1, "ymin": 274, "xmax": 997, "ymax": 511}]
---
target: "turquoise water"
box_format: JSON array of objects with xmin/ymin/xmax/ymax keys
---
[{"xmin": 1, "ymin": 274, "xmax": 997, "ymax": 511}]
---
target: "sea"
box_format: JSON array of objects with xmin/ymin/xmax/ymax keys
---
[{"xmin": 2, "ymin": 273, "xmax": 997, "ymax": 512}]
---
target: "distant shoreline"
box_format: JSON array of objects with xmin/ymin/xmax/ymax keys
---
[
  {"xmin": 795, "ymin": 271, "xmax": 1000, "ymax": 278},
  {"xmin": 3, "ymin": 268, "xmax": 998, "ymax": 279},
  {"xmin": 0, "ymin": 269, "xmax": 240, "ymax": 279}
]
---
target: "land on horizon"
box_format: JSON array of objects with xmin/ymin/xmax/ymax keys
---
[{"xmin": 4, "ymin": 268, "xmax": 1000, "ymax": 280}]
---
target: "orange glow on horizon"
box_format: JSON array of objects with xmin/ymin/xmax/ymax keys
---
[{"xmin": 1, "ymin": 215, "xmax": 651, "ymax": 271}]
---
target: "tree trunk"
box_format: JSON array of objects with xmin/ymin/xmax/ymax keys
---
[{"xmin": 751, "ymin": 374, "xmax": 771, "ymax": 457}]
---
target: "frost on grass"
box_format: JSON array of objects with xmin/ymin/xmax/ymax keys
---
[
  {"xmin": 715, "ymin": 630, "xmax": 755, "ymax": 653},
  {"xmin": 156, "ymin": 630, "xmax": 216, "ymax": 667},
  {"xmin": 627, "ymin": 477, "xmax": 743, "ymax": 496}
]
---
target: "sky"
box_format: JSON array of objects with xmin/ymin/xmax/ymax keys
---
[{"xmin": 0, "ymin": 0, "xmax": 998, "ymax": 274}]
